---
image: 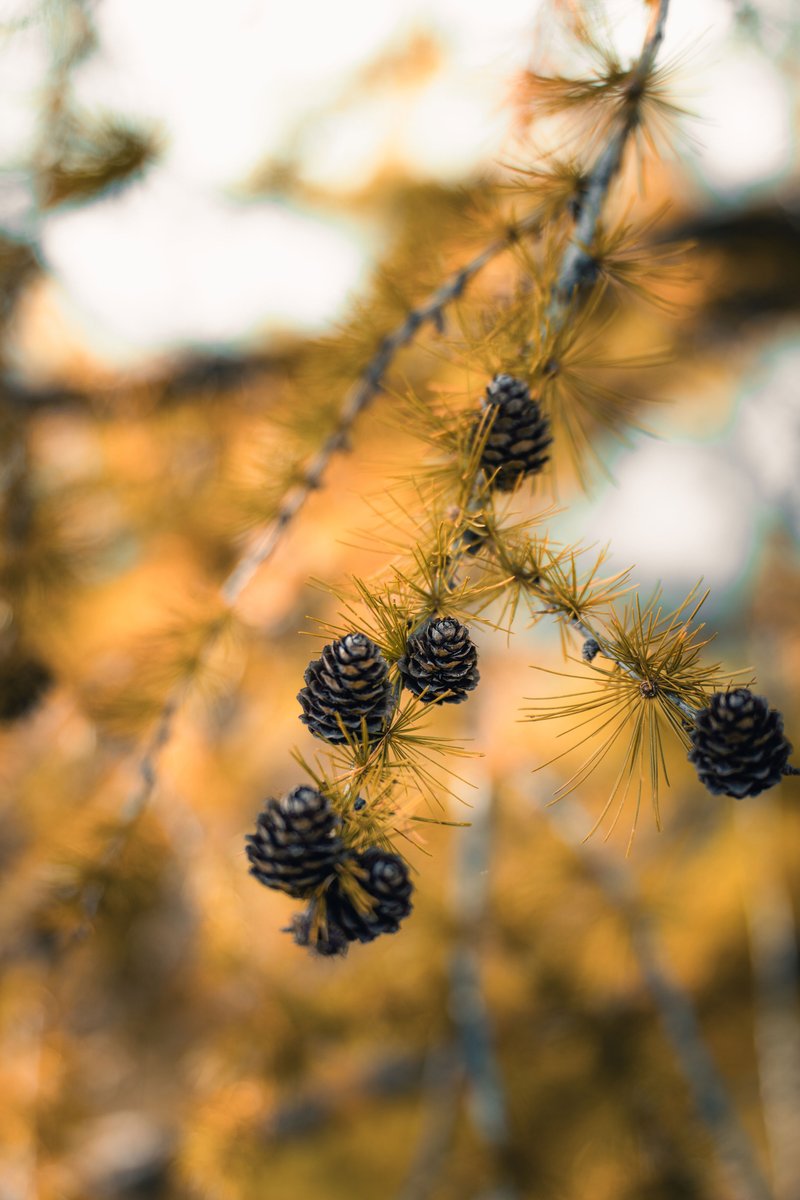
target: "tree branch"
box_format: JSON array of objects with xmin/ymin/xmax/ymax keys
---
[
  {"xmin": 738, "ymin": 800, "xmax": 800, "ymax": 1200},
  {"xmin": 68, "ymin": 215, "xmax": 544, "ymax": 939},
  {"xmin": 550, "ymin": 0, "xmax": 670, "ymax": 312},
  {"xmin": 72, "ymin": 0, "xmax": 677, "ymax": 940},
  {"xmin": 536, "ymin": 789, "xmax": 774, "ymax": 1200},
  {"xmin": 448, "ymin": 772, "xmax": 517, "ymax": 1198}
]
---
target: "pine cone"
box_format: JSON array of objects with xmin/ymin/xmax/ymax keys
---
[
  {"xmin": 327, "ymin": 849, "xmax": 413, "ymax": 944},
  {"xmin": 0, "ymin": 647, "xmax": 52, "ymax": 722},
  {"xmin": 398, "ymin": 616, "xmax": 479, "ymax": 705},
  {"xmin": 461, "ymin": 526, "xmax": 487, "ymax": 556},
  {"xmin": 582, "ymin": 638, "xmax": 600, "ymax": 663},
  {"xmin": 478, "ymin": 373, "xmax": 552, "ymax": 491},
  {"xmin": 288, "ymin": 908, "xmax": 351, "ymax": 958},
  {"xmin": 688, "ymin": 689, "xmax": 792, "ymax": 798},
  {"xmin": 298, "ymin": 632, "xmax": 392, "ymax": 744},
  {"xmin": 245, "ymin": 785, "xmax": 345, "ymax": 897}
]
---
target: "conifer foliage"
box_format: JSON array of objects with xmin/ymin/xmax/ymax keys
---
[
  {"xmin": 4, "ymin": 3, "xmax": 800, "ymax": 1194},
  {"xmin": 241, "ymin": 0, "xmax": 797, "ymax": 952}
]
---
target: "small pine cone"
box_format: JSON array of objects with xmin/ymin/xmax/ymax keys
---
[
  {"xmin": 288, "ymin": 908, "xmax": 350, "ymax": 958},
  {"xmin": 460, "ymin": 525, "xmax": 487, "ymax": 556},
  {"xmin": 327, "ymin": 849, "xmax": 413, "ymax": 944},
  {"xmin": 245, "ymin": 785, "xmax": 345, "ymax": 897},
  {"xmin": 478, "ymin": 373, "xmax": 552, "ymax": 491},
  {"xmin": 582, "ymin": 638, "xmax": 600, "ymax": 663},
  {"xmin": 0, "ymin": 648, "xmax": 52, "ymax": 722},
  {"xmin": 398, "ymin": 616, "xmax": 479, "ymax": 705},
  {"xmin": 298, "ymin": 632, "xmax": 392, "ymax": 744},
  {"xmin": 688, "ymin": 689, "xmax": 793, "ymax": 798}
]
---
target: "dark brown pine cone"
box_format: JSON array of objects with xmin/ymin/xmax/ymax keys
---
[
  {"xmin": 582, "ymin": 638, "xmax": 600, "ymax": 663},
  {"xmin": 398, "ymin": 616, "xmax": 479, "ymax": 705},
  {"xmin": 688, "ymin": 689, "xmax": 793, "ymax": 798},
  {"xmin": 245, "ymin": 785, "xmax": 345, "ymax": 897},
  {"xmin": 288, "ymin": 907, "xmax": 351, "ymax": 958},
  {"xmin": 298, "ymin": 632, "xmax": 392, "ymax": 744},
  {"xmin": 460, "ymin": 525, "xmax": 487, "ymax": 556},
  {"xmin": 326, "ymin": 848, "xmax": 414, "ymax": 944},
  {"xmin": 478, "ymin": 373, "xmax": 552, "ymax": 491}
]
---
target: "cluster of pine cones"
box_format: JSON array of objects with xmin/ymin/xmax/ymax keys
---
[
  {"xmin": 245, "ymin": 373, "xmax": 797, "ymax": 956},
  {"xmin": 245, "ymin": 785, "xmax": 413, "ymax": 957},
  {"xmin": 297, "ymin": 622, "xmax": 481, "ymax": 746},
  {"xmin": 245, "ymin": 365, "xmax": 540, "ymax": 957},
  {"xmin": 248, "ymin": 619, "xmax": 482, "ymax": 955}
]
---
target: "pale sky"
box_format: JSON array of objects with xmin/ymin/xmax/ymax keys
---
[
  {"xmin": 1, "ymin": 0, "xmax": 795, "ymax": 374},
  {"xmin": 1, "ymin": 0, "xmax": 798, "ymax": 595}
]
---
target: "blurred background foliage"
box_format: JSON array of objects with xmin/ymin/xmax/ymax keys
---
[{"xmin": 1, "ymin": 0, "xmax": 800, "ymax": 1198}]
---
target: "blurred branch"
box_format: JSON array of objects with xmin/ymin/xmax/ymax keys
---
[
  {"xmin": 450, "ymin": 777, "xmax": 513, "ymax": 1180},
  {"xmin": 395, "ymin": 1045, "xmax": 462, "ymax": 1200},
  {"xmin": 66, "ymin": 212, "xmax": 546, "ymax": 939},
  {"xmin": 537, "ymin": 790, "xmax": 774, "ymax": 1200},
  {"xmin": 738, "ymin": 800, "xmax": 800, "ymax": 1200},
  {"xmin": 70, "ymin": 693, "xmax": 181, "ymax": 940},
  {"xmin": 217, "ymin": 222, "xmax": 539, "ymax": 604},
  {"xmin": 533, "ymin": 0, "xmax": 703, "ymax": 723},
  {"xmin": 448, "ymin": 774, "xmax": 518, "ymax": 1200},
  {"xmin": 69, "ymin": 0, "xmax": 676, "ymax": 945},
  {"xmin": 260, "ymin": 1050, "xmax": 432, "ymax": 1142},
  {"xmin": 550, "ymin": 0, "xmax": 670, "ymax": 311}
]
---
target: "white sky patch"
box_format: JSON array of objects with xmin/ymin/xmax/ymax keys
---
[
  {"xmin": 577, "ymin": 441, "xmax": 758, "ymax": 591},
  {"xmin": 689, "ymin": 47, "xmax": 793, "ymax": 193},
  {"xmin": 3, "ymin": 0, "xmax": 797, "ymax": 370},
  {"xmin": 736, "ymin": 342, "xmax": 800, "ymax": 536},
  {"xmin": 299, "ymin": 98, "xmax": 400, "ymax": 194},
  {"xmin": 40, "ymin": 167, "xmax": 370, "ymax": 363},
  {"xmin": 0, "ymin": 20, "xmax": 50, "ymax": 164},
  {"xmin": 402, "ymin": 72, "xmax": 505, "ymax": 178},
  {"xmin": 71, "ymin": 0, "xmax": 418, "ymax": 189}
]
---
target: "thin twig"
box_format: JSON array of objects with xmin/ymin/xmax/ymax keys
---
[
  {"xmin": 536, "ymin": 788, "xmax": 774, "ymax": 1200},
  {"xmin": 549, "ymin": 0, "xmax": 670, "ymax": 313},
  {"xmin": 219, "ymin": 226, "xmax": 540, "ymax": 604},
  {"xmin": 536, "ymin": 0, "xmax": 700, "ymax": 721},
  {"xmin": 569, "ymin": 612, "xmax": 699, "ymax": 721}
]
